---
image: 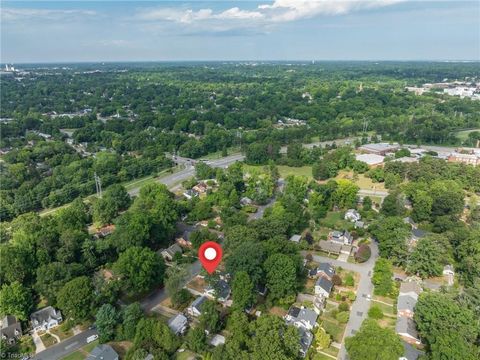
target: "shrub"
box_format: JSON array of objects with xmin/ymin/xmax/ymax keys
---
[
  {"xmin": 368, "ymin": 305, "xmax": 384, "ymax": 319},
  {"xmin": 354, "ymin": 244, "xmax": 371, "ymax": 263},
  {"xmin": 336, "ymin": 311, "xmax": 349, "ymax": 323},
  {"xmin": 344, "ymin": 274, "xmax": 355, "ymax": 287},
  {"xmin": 338, "ymin": 302, "xmax": 350, "ymax": 312},
  {"xmin": 332, "ymin": 274, "xmax": 342, "ymax": 286},
  {"xmin": 306, "ymin": 253, "xmax": 313, "ymax": 262},
  {"xmin": 335, "ymin": 294, "xmax": 342, "ymax": 301}
]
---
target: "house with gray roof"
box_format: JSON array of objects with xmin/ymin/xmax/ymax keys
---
[
  {"xmin": 160, "ymin": 243, "xmax": 182, "ymax": 262},
  {"xmin": 289, "ymin": 234, "xmax": 302, "ymax": 243},
  {"xmin": 329, "ymin": 230, "xmax": 353, "ymax": 245},
  {"xmin": 399, "ymin": 282, "xmax": 422, "ymax": 299},
  {"xmin": 397, "ymin": 295, "xmax": 417, "ymax": 318},
  {"xmin": 285, "ymin": 306, "xmax": 318, "ymax": 331},
  {"xmin": 0, "ymin": 316, "xmax": 22, "ymax": 344},
  {"xmin": 204, "ymin": 279, "xmax": 231, "ymax": 302},
  {"xmin": 317, "ymin": 263, "xmax": 335, "ymax": 280},
  {"xmin": 187, "ymin": 296, "xmax": 207, "ymax": 317},
  {"xmin": 31, "ymin": 306, "xmax": 62, "ymax": 332},
  {"xmin": 86, "ymin": 344, "xmax": 119, "ymax": 360},
  {"xmin": 167, "ymin": 314, "xmax": 188, "ymax": 335},
  {"xmin": 298, "ymin": 327, "xmax": 314, "ymax": 358},
  {"xmin": 318, "ymin": 240, "xmax": 342, "ymax": 255},
  {"xmin": 315, "ymin": 277, "xmax": 333, "ymax": 297},
  {"xmin": 396, "ymin": 317, "xmax": 420, "ymax": 345}
]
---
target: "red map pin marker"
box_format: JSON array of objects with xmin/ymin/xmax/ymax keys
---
[{"xmin": 199, "ymin": 241, "xmax": 222, "ymax": 274}]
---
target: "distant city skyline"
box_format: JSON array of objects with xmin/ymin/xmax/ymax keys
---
[{"xmin": 1, "ymin": 1, "xmax": 479, "ymax": 63}]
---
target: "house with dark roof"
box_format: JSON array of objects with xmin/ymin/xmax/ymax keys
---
[
  {"xmin": 31, "ymin": 306, "xmax": 62, "ymax": 332},
  {"xmin": 317, "ymin": 263, "xmax": 335, "ymax": 280},
  {"xmin": 285, "ymin": 306, "xmax": 318, "ymax": 331},
  {"xmin": 204, "ymin": 279, "xmax": 231, "ymax": 302},
  {"xmin": 396, "ymin": 317, "xmax": 421, "ymax": 345},
  {"xmin": 298, "ymin": 327, "xmax": 314, "ymax": 358},
  {"xmin": 0, "ymin": 316, "xmax": 22, "ymax": 344},
  {"xmin": 86, "ymin": 344, "xmax": 119, "ymax": 360},
  {"xmin": 187, "ymin": 296, "xmax": 207, "ymax": 317},
  {"xmin": 315, "ymin": 277, "xmax": 333, "ymax": 297},
  {"xmin": 167, "ymin": 314, "xmax": 188, "ymax": 335}
]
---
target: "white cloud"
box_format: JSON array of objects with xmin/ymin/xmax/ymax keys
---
[
  {"xmin": 1, "ymin": 8, "xmax": 96, "ymax": 22},
  {"xmin": 136, "ymin": 0, "xmax": 402, "ymax": 26}
]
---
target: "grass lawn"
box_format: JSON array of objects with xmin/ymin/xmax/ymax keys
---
[
  {"xmin": 371, "ymin": 301, "xmax": 396, "ymax": 317},
  {"xmin": 321, "ymin": 318, "xmax": 346, "ymax": 343},
  {"xmin": 50, "ymin": 323, "xmax": 74, "ymax": 340},
  {"xmin": 40, "ymin": 333, "xmax": 58, "ymax": 348},
  {"xmin": 243, "ymin": 164, "xmax": 313, "ymax": 179},
  {"xmin": 455, "ymin": 128, "xmax": 480, "ymax": 141},
  {"xmin": 318, "ymin": 211, "xmax": 351, "ymax": 230},
  {"xmin": 335, "ymin": 170, "xmax": 386, "ymax": 192},
  {"xmin": 199, "ymin": 146, "xmax": 241, "ymax": 160},
  {"xmin": 61, "ymin": 340, "xmax": 99, "ymax": 360},
  {"xmin": 175, "ymin": 349, "xmax": 198, "ymax": 360}
]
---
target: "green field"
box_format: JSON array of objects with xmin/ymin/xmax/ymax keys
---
[
  {"xmin": 455, "ymin": 128, "xmax": 480, "ymax": 141},
  {"xmin": 243, "ymin": 164, "xmax": 313, "ymax": 179}
]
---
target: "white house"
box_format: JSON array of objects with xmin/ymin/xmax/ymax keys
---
[
  {"xmin": 344, "ymin": 209, "xmax": 361, "ymax": 222},
  {"xmin": 442, "ymin": 265, "xmax": 454, "ymax": 276},
  {"xmin": 284, "ymin": 306, "xmax": 318, "ymax": 331},
  {"xmin": 167, "ymin": 314, "xmax": 188, "ymax": 335},
  {"xmin": 314, "ymin": 277, "xmax": 333, "ymax": 297},
  {"xmin": 30, "ymin": 307, "xmax": 62, "ymax": 332},
  {"xmin": 187, "ymin": 296, "xmax": 207, "ymax": 317}
]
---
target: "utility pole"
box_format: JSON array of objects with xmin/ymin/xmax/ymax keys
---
[{"xmin": 94, "ymin": 172, "xmax": 102, "ymax": 198}]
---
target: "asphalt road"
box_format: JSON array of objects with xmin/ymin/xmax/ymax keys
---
[
  {"xmin": 128, "ymin": 154, "xmax": 245, "ymax": 197},
  {"xmin": 31, "ymin": 329, "xmax": 98, "ymax": 360},
  {"xmin": 308, "ymin": 240, "xmax": 379, "ymax": 360}
]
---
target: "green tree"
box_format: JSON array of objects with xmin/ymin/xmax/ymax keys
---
[
  {"xmin": 415, "ymin": 292, "xmax": 479, "ymax": 360},
  {"xmin": 0, "ymin": 281, "xmax": 32, "ymax": 320},
  {"xmin": 113, "ymin": 246, "xmax": 165, "ymax": 296},
  {"xmin": 381, "ymin": 193, "xmax": 404, "ymax": 217},
  {"xmin": 370, "ymin": 217, "xmax": 409, "ymax": 265},
  {"xmin": 232, "ymin": 271, "xmax": 255, "ymax": 310},
  {"xmin": 332, "ymin": 179, "xmax": 359, "ymax": 209},
  {"xmin": 264, "ymin": 254, "xmax": 297, "ymax": 303},
  {"xmin": 314, "ymin": 327, "xmax": 331, "ymax": 350},
  {"xmin": 57, "ymin": 276, "xmax": 94, "ymax": 321},
  {"xmin": 120, "ymin": 302, "xmax": 143, "ymax": 340},
  {"xmin": 165, "ymin": 265, "xmax": 188, "ymax": 306},
  {"xmin": 368, "ymin": 305, "xmax": 384, "ymax": 319},
  {"xmin": 248, "ymin": 315, "xmax": 299, "ymax": 360},
  {"xmin": 345, "ymin": 319, "xmax": 403, "ymax": 360},
  {"xmin": 411, "ymin": 190, "xmax": 433, "ymax": 222},
  {"xmin": 363, "ymin": 196, "xmax": 372, "ymax": 211},
  {"xmin": 186, "ymin": 327, "xmax": 207, "ymax": 353},
  {"xmin": 199, "ymin": 300, "xmax": 221, "ymax": 333},
  {"xmin": 96, "ymin": 304, "xmax": 119, "ymax": 343},
  {"xmin": 407, "ymin": 235, "xmax": 448, "ymax": 278},
  {"xmin": 372, "ymin": 258, "xmax": 394, "ymax": 296},
  {"xmin": 226, "ymin": 242, "xmax": 265, "ymax": 286}
]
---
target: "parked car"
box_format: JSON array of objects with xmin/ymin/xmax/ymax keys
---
[{"xmin": 86, "ymin": 334, "xmax": 98, "ymax": 343}]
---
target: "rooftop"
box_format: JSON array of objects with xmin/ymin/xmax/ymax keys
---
[
  {"xmin": 315, "ymin": 277, "xmax": 333, "ymax": 294},
  {"xmin": 355, "ymin": 153, "xmax": 385, "ymax": 165},
  {"xmin": 86, "ymin": 345, "xmax": 118, "ymax": 360}
]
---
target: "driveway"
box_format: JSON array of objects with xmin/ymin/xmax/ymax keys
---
[
  {"xmin": 31, "ymin": 331, "xmax": 45, "ymax": 353},
  {"xmin": 306, "ymin": 240, "xmax": 379, "ymax": 360}
]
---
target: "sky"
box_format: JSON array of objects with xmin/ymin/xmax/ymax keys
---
[{"xmin": 1, "ymin": 0, "xmax": 479, "ymax": 63}]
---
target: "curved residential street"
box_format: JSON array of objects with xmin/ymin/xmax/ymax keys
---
[{"xmin": 306, "ymin": 240, "xmax": 379, "ymax": 360}]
